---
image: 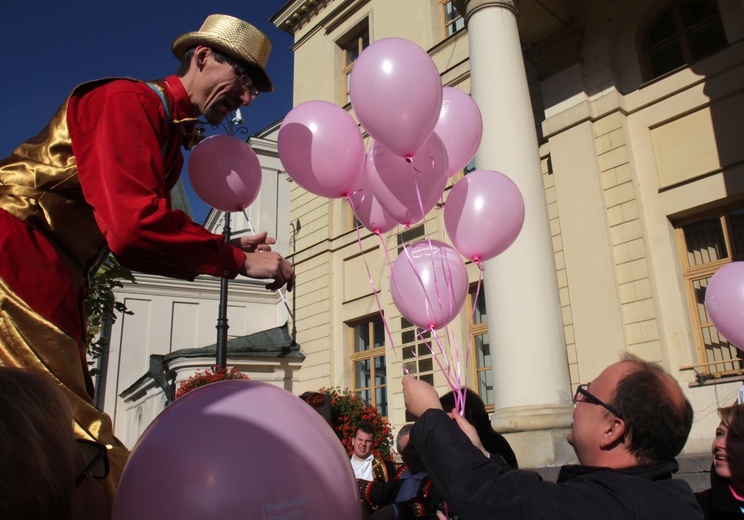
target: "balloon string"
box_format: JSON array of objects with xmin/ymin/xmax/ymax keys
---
[
  {"xmin": 346, "ymin": 196, "xmax": 403, "ymax": 370},
  {"xmin": 420, "ymin": 327, "xmax": 460, "ymax": 392},
  {"xmin": 243, "ymin": 211, "xmax": 294, "ymax": 321}
]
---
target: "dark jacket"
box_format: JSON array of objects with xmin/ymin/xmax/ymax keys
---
[
  {"xmin": 359, "ymin": 464, "xmax": 441, "ymax": 519},
  {"xmin": 412, "ymin": 409, "xmax": 703, "ymax": 519},
  {"xmin": 696, "ymin": 465, "xmax": 744, "ymax": 519}
]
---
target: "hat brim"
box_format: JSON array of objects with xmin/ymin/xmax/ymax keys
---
[{"xmin": 172, "ymin": 32, "xmax": 274, "ymax": 93}]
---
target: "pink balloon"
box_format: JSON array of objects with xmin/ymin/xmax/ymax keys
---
[
  {"xmin": 390, "ymin": 240, "xmax": 468, "ymax": 330},
  {"xmin": 444, "ymin": 170, "xmax": 525, "ymax": 263},
  {"xmin": 705, "ymin": 262, "xmax": 744, "ymax": 350},
  {"xmin": 350, "ymin": 38, "xmax": 443, "ymax": 158},
  {"xmin": 348, "ymin": 164, "xmax": 399, "ymax": 234},
  {"xmin": 366, "ymin": 134, "xmax": 448, "ymax": 228},
  {"xmin": 435, "ymin": 87, "xmax": 483, "ymax": 177},
  {"xmin": 278, "ymin": 100, "xmax": 365, "ymax": 198},
  {"xmin": 113, "ymin": 380, "xmax": 361, "ymax": 520},
  {"xmin": 188, "ymin": 135, "xmax": 262, "ymax": 212}
]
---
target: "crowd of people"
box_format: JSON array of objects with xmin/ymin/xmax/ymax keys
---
[{"xmin": 0, "ymin": 8, "xmax": 741, "ymax": 520}]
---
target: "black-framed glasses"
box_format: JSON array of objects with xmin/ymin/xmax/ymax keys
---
[
  {"xmin": 222, "ymin": 55, "xmax": 260, "ymax": 101},
  {"xmin": 75, "ymin": 439, "xmax": 110, "ymax": 486},
  {"xmin": 573, "ymin": 384, "xmax": 623, "ymax": 420}
]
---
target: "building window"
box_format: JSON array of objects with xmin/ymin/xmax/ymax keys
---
[
  {"xmin": 469, "ymin": 284, "xmax": 493, "ymax": 408},
  {"xmin": 441, "ymin": 0, "xmax": 465, "ymax": 38},
  {"xmin": 351, "ymin": 315, "xmax": 388, "ymax": 416},
  {"xmin": 396, "ymin": 223, "xmax": 426, "ymax": 254},
  {"xmin": 401, "ymin": 317, "xmax": 435, "ymax": 421},
  {"xmin": 677, "ymin": 205, "xmax": 744, "ymax": 381},
  {"xmin": 644, "ymin": 0, "xmax": 727, "ymax": 79},
  {"xmin": 339, "ymin": 21, "xmax": 369, "ymax": 105}
]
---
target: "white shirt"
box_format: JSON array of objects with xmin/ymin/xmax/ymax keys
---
[{"xmin": 350, "ymin": 453, "xmax": 375, "ymax": 480}]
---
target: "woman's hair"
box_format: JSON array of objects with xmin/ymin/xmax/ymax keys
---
[
  {"xmin": 0, "ymin": 367, "xmax": 78, "ymax": 520},
  {"xmin": 440, "ymin": 387, "xmax": 490, "ymax": 431},
  {"xmin": 719, "ymin": 401, "xmax": 744, "ymax": 438}
]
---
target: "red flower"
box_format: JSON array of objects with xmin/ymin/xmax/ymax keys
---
[
  {"xmin": 175, "ymin": 366, "xmax": 249, "ymax": 399},
  {"xmin": 316, "ymin": 387, "xmax": 394, "ymax": 460}
]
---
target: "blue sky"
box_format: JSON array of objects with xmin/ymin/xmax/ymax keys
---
[{"xmin": 0, "ymin": 1, "xmax": 294, "ymax": 223}]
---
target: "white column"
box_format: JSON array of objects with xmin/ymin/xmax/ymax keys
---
[{"xmin": 459, "ymin": 0, "xmax": 574, "ymax": 434}]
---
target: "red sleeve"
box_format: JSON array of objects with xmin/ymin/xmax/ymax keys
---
[{"xmin": 67, "ymin": 80, "xmax": 244, "ymax": 280}]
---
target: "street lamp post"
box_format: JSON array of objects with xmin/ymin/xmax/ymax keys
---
[{"xmin": 210, "ymin": 109, "xmax": 249, "ymax": 370}]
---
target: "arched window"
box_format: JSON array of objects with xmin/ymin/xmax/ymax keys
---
[{"xmin": 645, "ymin": 0, "xmax": 727, "ymax": 79}]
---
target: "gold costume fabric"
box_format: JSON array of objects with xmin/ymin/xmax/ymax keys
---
[
  {"xmin": 0, "ymin": 76, "xmax": 243, "ymax": 513},
  {"xmin": 0, "ymin": 277, "xmax": 128, "ymax": 510},
  {"xmin": 0, "ymin": 83, "xmax": 125, "ymax": 512}
]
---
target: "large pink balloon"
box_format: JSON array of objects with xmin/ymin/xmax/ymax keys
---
[
  {"xmin": 390, "ymin": 240, "xmax": 468, "ymax": 330},
  {"xmin": 350, "ymin": 38, "xmax": 443, "ymax": 158},
  {"xmin": 705, "ymin": 262, "xmax": 744, "ymax": 350},
  {"xmin": 348, "ymin": 165, "xmax": 399, "ymax": 235},
  {"xmin": 278, "ymin": 100, "xmax": 365, "ymax": 198},
  {"xmin": 435, "ymin": 87, "xmax": 483, "ymax": 177},
  {"xmin": 366, "ymin": 134, "xmax": 448, "ymax": 228},
  {"xmin": 444, "ymin": 170, "xmax": 525, "ymax": 263},
  {"xmin": 113, "ymin": 380, "xmax": 361, "ymax": 520},
  {"xmin": 188, "ymin": 135, "xmax": 262, "ymax": 212}
]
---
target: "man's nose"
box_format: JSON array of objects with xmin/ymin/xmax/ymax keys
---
[{"xmin": 239, "ymin": 91, "xmax": 253, "ymax": 106}]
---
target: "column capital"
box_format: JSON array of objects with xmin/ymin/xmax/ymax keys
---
[{"xmin": 453, "ymin": 0, "xmax": 517, "ymax": 22}]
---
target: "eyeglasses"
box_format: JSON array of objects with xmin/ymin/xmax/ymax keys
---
[
  {"xmin": 573, "ymin": 383, "xmax": 623, "ymax": 420},
  {"xmin": 222, "ymin": 55, "xmax": 260, "ymax": 102},
  {"xmin": 75, "ymin": 439, "xmax": 110, "ymax": 486}
]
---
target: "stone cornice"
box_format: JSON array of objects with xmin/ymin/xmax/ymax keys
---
[{"xmin": 272, "ymin": 0, "xmax": 332, "ymax": 35}]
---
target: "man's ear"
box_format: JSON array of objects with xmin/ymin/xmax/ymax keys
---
[
  {"xmin": 599, "ymin": 417, "xmax": 626, "ymax": 450},
  {"xmin": 193, "ymin": 46, "xmax": 210, "ymax": 70}
]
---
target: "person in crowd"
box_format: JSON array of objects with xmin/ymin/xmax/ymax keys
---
[
  {"xmin": 360, "ymin": 423, "xmax": 448, "ymax": 519},
  {"xmin": 300, "ymin": 391, "xmax": 333, "ymax": 426},
  {"xmin": 403, "ymin": 353, "xmax": 703, "ymax": 519},
  {"xmin": 351, "ymin": 421, "xmax": 396, "ymax": 519},
  {"xmin": 0, "ymin": 366, "xmax": 107, "ymax": 520},
  {"xmin": 440, "ymin": 387, "xmax": 518, "ymax": 468},
  {"xmin": 351, "ymin": 422, "xmax": 395, "ymax": 482},
  {"xmin": 696, "ymin": 400, "xmax": 744, "ymax": 518},
  {"xmin": 0, "ymin": 13, "xmax": 294, "ymax": 510}
]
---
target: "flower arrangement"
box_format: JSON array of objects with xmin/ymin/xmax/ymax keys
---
[
  {"xmin": 175, "ymin": 366, "xmax": 249, "ymax": 399},
  {"xmin": 318, "ymin": 386, "xmax": 394, "ymax": 460}
]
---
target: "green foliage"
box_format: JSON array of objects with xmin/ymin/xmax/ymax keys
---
[{"xmin": 84, "ymin": 255, "xmax": 135, "ymax": 375}]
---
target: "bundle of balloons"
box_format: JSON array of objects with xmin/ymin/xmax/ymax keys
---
[{"xmin": 277, "ymin": 37, "xmax": 526, "ymax": 333}]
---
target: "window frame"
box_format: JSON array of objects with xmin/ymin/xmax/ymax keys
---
[
  {"xmin": 350, "ymin": 314, "xmax": 389, "ymax": 417},
  {"xmin": 468, "ymin": 283, "xmax": 493, "ymax": 411},
  {"xmin": 642, "ymin": 0, "xmax": 727, "ymax": 80},
  {"xmin": 440, "ymin": 0, "xmax": 465, "ymax": 39},
  {"xmin": 339, "ymin": 20, "xmax": 370, "ymax": 106},
  {"xmin": 400, "ymin": 317, "xmax": 435, "ymax": 422},
  {"xmin": 676, "ymin": 204, "xmax": 744, "ymax": 381}
]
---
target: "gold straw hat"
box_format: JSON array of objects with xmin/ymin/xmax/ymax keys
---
[{"xmin": 172, "ymin": 14, "xmax": 274, "ymax": 92}]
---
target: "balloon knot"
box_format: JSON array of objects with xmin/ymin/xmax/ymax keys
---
[{"xmin": 475, "ymin": 258, "xmax": 484, "ymax": 271}]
